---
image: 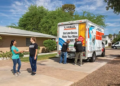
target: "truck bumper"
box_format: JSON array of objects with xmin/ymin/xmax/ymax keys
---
[{"xmin": 67, "ymin": 52, "xmax": 87, "ymax": 59}]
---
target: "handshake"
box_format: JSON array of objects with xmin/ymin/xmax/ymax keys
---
[{"xmin": 19, "ymin": 50, "xmax": 29, "ymax": 53}]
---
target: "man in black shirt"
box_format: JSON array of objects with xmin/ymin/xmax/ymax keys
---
[
  {"xmin": 60, "ymin": 40, "xmax": 70, "ymax": 64},
  {"xmin": 74, "ymin": 38, "xmax": 83, "ymax": 66}
]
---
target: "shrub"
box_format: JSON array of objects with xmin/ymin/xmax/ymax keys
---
[
  {"xmin": 2, "ymin": 52, "xmax": 6, "ymax": 59},
  {"xmin": 19, "ymin": 53, "xmax": 24, "ymax": 58},
  {"xmin": 43, "ymin": 39, "xmax": 56, "ymax": 52},
  {"xmin": 105, "ymin": 40, "xmax": 107, "ymax": 45},
  {"xmin": 0, "ymin": 51, "xmax": 23, "ymax": 59},
  {"xmin": 8, "ymin": 52, "xmax": 12, "ymax": 58},
  {"xmin": 1, "ymin": 52, "xmax": 12, "ymax": 59},
  {"xmin": 37, "ymin": 46, "xmax": 40, "ymax": 54},
  {"xmin": 38, "ymin": 46, "xmax": 40, "ymax": 50},
  {"xmin": 23, "ymin": 52, "xmax": 29, "ymax": 55},
  {"xmin": 0, "ymin": 36, "xmax": 2, "ymax": 40},
  {"xmin": 0, "ymin": 54, "xmax": 2, "ymax": 58}
]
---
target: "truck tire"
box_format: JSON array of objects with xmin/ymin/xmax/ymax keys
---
[
  {"xmin": 90, "ymin": 52, "xmax": 96, "ymax": 62},
  {"xmin": 101, "ymin": 50, "xmax": 105, "ymax": 57}
]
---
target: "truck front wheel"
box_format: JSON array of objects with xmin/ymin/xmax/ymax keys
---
[{"xmin": 90, "ymin": 53, "xmax": 96, "ymax": 62}]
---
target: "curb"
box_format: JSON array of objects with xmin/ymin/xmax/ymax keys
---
[{"xmin": 24, "ymin": 52, "xmax": 57, "ymax": 57}]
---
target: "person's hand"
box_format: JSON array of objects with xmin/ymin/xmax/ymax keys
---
[
  {"xmin": 67, "ymin": 48, "xmax": 69, "ymax": 51},
  {"xmin": 20, "ymin": 51, "xmax": 23, "ymax": 53},
  {"xmin": 34, "ymin": 56, "xmax": 36, "ymax": 60},
  {"xmin": 24, "ymin": 50, "xmax": 29, "ymax": 52}
]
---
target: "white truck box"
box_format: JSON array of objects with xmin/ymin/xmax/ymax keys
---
[{"xmin": 57, "ymin": 19, "xmax": 105, "ymax": 62}]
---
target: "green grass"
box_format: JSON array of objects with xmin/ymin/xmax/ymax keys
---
[
  {"xmin": 21, "ymin": 54, "xmax": 57, "ymax": 62},
  {"xmin": 105, "ymin": 46, "xmax": 111, "ymax": 48}
]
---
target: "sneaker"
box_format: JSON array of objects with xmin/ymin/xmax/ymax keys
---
[
  {"xmin": 31, "ymin": 72, "xmax": 36, "ymax": 75},
  {"xmin": 74, "ymin": 64, "xmax": 76, "ymax": 65},
  {"xmin": 14, "ymin": 73, "xmax": 18, "ymax": 76},
  {"xmin": 79, "ymin": 64, "xmax": 82, "ymax": 66},
  {"xmin": 17, "ymin": 72, "xmax": 21, "ymax": 75}
]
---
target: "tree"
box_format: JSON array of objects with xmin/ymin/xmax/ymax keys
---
[
  {"xmin": 106, "ymin": 40, "xmax": 108, "ymax": 45},
  {"xmin": 104, "ymin": 0, "xmax": 120, "ymax": 14},
  {"xmin": 62, "ymin": 4, "xmax": 75, "ymax": 16},
  {"xmin": 18, "ymin": 5, "xmax": 48, "ymax": 32},
  {"xmin": 113, "ymin": 34, "xmax": 120, "ymax": 43},
  {"xmin": 7, "ymin": 23, "xmax": 22, "ymax": 29},
  {"xmin": 39, "ymin": 8, "xmax": 73, "ymax": 36},
  {"xmin": 108, "ymin": 34, "xmax": 112, "ymax": 39},
  {"xmin": 8, "ymin": 5, "xmax": 106, "ymax": 36},
  {"xmin": 74, "ymin": 11, "xmax": 106, "ymax": 27}
]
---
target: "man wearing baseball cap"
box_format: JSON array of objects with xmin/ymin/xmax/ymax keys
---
[{"xmin": 74, "ymin": 38, "xmax": 83, "ymax": 66}]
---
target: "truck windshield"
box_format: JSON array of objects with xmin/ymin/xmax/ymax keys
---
[{"xmin": 115, "ymin": 42, "xmax": 119, "ymax": 45}]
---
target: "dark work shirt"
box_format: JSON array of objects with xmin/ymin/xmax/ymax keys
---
[
  {"xmin": 29, "ymin": 43, "xmax": 38, "ymax": 57},
  {"xmin": 61, "ymin": 42, "xmax": 68, "ymax": 52},
  {"xmin": 74, "ymin": 41, "xmax": 83, "ymax": 52}
]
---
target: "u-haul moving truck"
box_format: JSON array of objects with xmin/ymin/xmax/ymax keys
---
[{"xmin": 57, "ymin": 19, "xmax": 105, "ymax": 62}]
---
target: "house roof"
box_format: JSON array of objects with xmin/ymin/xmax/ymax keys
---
[{"xmin": 0, "ymin": 26, "xmax": 56, "ymax": 38}]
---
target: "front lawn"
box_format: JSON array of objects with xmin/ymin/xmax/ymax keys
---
[{"xmin": 21, "ymin": 54, "xmax": 57, "ymax": 62}]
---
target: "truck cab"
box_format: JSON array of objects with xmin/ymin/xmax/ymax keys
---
[{"xmin": 112, "ymin": 41, "xmax": 120, "ymax": 49}]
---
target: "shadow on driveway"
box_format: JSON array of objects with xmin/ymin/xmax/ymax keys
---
[
  {"xmin": 108, "ymin": 84, "xmax": 120, "ymax": 86},
  {"xmin": 27, "ymin": 68, "xmax": 32, "ymax": 73}
]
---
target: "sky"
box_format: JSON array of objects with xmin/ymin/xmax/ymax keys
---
[{"xmin": 0, "ymin": 0, "xmax": 120, "ymax": 35}]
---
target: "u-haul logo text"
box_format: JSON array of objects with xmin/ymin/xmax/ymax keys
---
[{"xmin": 64, "ymin": 25, "xmax": 76, "ymax": 30}]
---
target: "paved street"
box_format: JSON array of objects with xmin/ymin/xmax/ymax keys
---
[{"xmin": 0, "ymin": 49, "xmax": 119, "ymax": 86}]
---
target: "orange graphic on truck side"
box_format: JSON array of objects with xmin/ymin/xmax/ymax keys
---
[{"xmin": 96, "ymin": 31, "xmax": 104, "ymax": 40}]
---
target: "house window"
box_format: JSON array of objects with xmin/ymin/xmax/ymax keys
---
[{"xmin": 26, "ymin": 38, "xmax": 30, "ymax": 46}]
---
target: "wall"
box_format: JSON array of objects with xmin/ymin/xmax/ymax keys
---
[{"xmin": 0, "ymin": 35, "xmax": 50, "ymax": 52}]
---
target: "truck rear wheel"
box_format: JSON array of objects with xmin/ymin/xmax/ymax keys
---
[
  {"xmin": 101, "ymin": 50, "xmax": 105, "ymax": 57},
  {"xmin": 90, "ymin": 53, "xmax": 96, "ymax": 62}
]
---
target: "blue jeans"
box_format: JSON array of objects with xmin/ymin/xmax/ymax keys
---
[
  {"xmin": 29, "ymin": 57, "xmax": 37, "ymax": 72},
  {"xmin": 60, "ymin": 52, "xmax": 67, "ymax": 64},
  {"xmin": 12, "ymin": 58, "xmax": 21, "ymax": 73}
]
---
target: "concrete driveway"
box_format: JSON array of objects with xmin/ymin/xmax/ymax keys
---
[{"xmin": 0, "ymin": 49, "xmax": 118, "ymax": 86}]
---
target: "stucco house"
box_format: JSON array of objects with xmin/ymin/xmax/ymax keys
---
[
  {"xmin": 102, "ymin": 35, "xmax": 111, "ymax": 47},
  {"xmin": 0, "ymin": 26, "xmax": 56, "ymax": 53},
  {"xmin": 102, "ymin": 34, "xmax": 117, "ymax": 47}
]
